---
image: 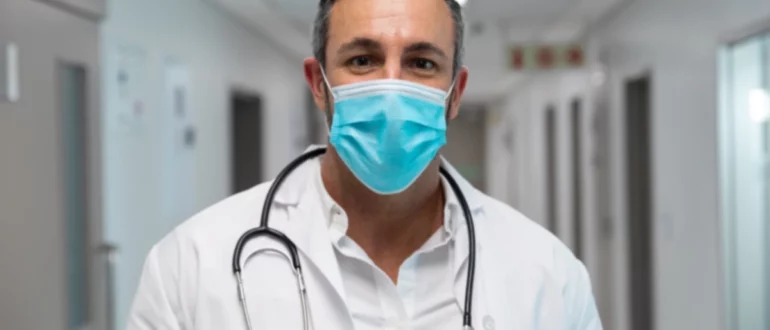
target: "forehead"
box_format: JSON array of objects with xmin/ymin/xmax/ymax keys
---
[{"xmin": 326, "ymin": 0, "xmax": 455, "ymax": 53}]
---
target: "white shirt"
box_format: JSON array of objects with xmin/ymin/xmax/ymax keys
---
[{"xmin": 314, "ymin": 167, "xmax": 462, "ymax": 330}]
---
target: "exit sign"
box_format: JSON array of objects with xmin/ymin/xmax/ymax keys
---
[{"xmin": 510, "ymin": 44, "xmax": 585, "ymax": 71}]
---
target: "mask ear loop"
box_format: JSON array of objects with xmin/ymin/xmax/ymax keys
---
[
  {"xmin": 319, "ymin": 66, "xmax": 335, "ymax": 100},
  {"xmin": 445, "ymin": 79, "xmax": 457, "ymax": 102},
  {"xmin": 319, "ymin": 66, "xmax": 335, "ymax": 136},
  {"xmin": 444, "ymin": 78, "xmax": 457, "ymax": 118}
]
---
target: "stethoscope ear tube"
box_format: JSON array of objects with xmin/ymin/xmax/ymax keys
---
[{"xmin": 232, "ymin": 147, "xmax": 327, "ymax": 274}]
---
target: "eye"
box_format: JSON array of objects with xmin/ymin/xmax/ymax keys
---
[
  {"xmin": 348, "ymin": 56, "xmax": 373, "ymax": 68},
  {"xmin": 410, "ymin": 58, "xmax": 437, "ymax": 72}
]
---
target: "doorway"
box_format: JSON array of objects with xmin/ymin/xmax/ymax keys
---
[
  {"xmin": 59, "ymin": 62, "xmax": 92, "ymax": 330},
  {"xmin": 0, "ymin": 1, "xmax": 106, "ymax": 329},
  {"xmin": 545, "ymin": 105, "xmax": 559, "ymax": 234},
  {"xmin": 231, "ymin": 90, "xmax": 264, "ymax": 194},
  {"xmin": 571, "ymin": 98, "xmax": 584, "ymax": 260},
  {"xmin": 625, "ymin": 75, "xmax": 655, "ymax": 330}
]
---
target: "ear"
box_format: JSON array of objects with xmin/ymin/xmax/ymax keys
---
[
  {"xmin": 304, "ymin": 57, "xmax": 330, "ymax": 112},
  {"xmin": 447, "ymin": 66, "xmax": 469, "ymax": 120}
]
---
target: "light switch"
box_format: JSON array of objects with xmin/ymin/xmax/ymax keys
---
[{"xmin": 1, "ymin": 43, "xmax": 20, "ymax": 103}]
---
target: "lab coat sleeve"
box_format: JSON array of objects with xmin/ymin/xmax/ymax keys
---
[
  {"xmin": 126, "ymin": 239, "xmax": 188, "ymax": 330},
  {"xmin": 564, "ymin": 259, "xmax": 603, "ymax": 330}
]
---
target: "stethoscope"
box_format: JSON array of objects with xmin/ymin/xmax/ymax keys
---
[{"xmin": 231, "ymin": 146, "xmax": 478, "ymax": 330}]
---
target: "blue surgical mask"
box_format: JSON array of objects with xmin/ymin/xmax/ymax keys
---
[{"xmin": 322, "ymin": 71, "xmax": 454, "ymax": 195}]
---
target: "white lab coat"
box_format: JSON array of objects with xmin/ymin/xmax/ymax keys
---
[{"xmin": 127, "ymin": 150, "xmax": 602, "ymax": 330}]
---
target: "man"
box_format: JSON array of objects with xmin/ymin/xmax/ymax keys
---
[{"xmin": 127, "ymin": 0, "xmax": 602, "ymax": 329}]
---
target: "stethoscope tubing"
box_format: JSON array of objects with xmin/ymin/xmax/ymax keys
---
[{"xmin": 231, "ymin": 146, "xmax": 476, "ymax": 329}]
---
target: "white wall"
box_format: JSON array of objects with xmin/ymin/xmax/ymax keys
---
[
  {"xmin": 100, "ymin": 0, "xmax": 308, "ymax": 327},
  {"xmin": 484, "ymin": 99, "xmax": 512, "ymax": 203},
  {"xmin": 468, "ymin": 3, "xmax": 770, "ymax": 330},
  {"xmin": 499, "ymin": 71, "xmax": 596, "ymax": 240},
  {"xmin": 498, "ymin": 1, "xmax": 770, "ymax": 329},
  {"xmin": 497, "ymin": 1, "xmax": 770, "ymax": 328},
  {"xmin": 490, "ymin": 70, "xmax": 615, "ymax": 326},
  {"xmin": 585, "ymin": 1, "xmax": 770, "ymax": 329}
]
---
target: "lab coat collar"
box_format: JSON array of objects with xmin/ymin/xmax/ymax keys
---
[{"xmin": 273, "ymin": 145, "xmax": 486, "ymax": 213}]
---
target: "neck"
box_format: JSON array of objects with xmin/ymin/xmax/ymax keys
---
[{"xmin": 320, "ymin": 147, "xmax": 445, "ymax": 282}]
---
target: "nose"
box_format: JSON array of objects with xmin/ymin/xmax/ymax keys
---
[{"xmin": 383, "ymin": 54, "xmax": 403, "ymax": 80}]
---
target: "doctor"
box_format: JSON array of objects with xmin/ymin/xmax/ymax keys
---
[{"xmin": 127, "ymin": 0, "xmax": 602, "ymax": 329}]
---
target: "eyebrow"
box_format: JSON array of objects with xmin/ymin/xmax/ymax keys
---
[
  {"xmin": 337, "ymin": 37, "xmax": 383, "ymax": 55},
  {"xmin": 404, "ymin": 42, "xmax": 448, "ymax": 60},
  {"xmin": 336, "ymin": 38, "xmax": 448, "ymax": 60}
]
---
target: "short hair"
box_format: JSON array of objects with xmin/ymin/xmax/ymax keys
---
[{"xmin": 312, "ymin": 0, "xmax": 465, "ymax": 76}]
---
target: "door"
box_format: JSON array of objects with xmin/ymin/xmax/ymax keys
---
[
  {"xmin": 721, "ymin": 32, "xmax": 770, "ymax": 330},
  {"xmin": 231, "ymin": 90, "xmax": 264, "ymax": 194},
  {"xmin": 625, "ymin": 75, "xmax": 655, "ymax": 330},
  {"xmin": 0, "ymin": 1, "xmax": 106, "ymax": 329}
]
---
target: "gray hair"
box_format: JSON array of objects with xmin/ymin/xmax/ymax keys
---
[{"xmin": 312, "ymin": 0, "xmax": 465, "ymax": 77}]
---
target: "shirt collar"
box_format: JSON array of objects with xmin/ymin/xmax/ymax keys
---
[
  {"xmin": 275, "ymin": 145, "xmax": 484, "ymax": 216},
  {"xmin": 314, "ymin": 162, "xmax": 464, "ymax": 239},
  {"xmin": 313, "ymin": 164, "xmax": 347, "ymax": 241}
]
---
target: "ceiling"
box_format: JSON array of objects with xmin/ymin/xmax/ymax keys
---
[
  {"xmin": 208, "ymin": 0, "xmax": 623, "ymax": 103},
  {"xmin": 263, "ymin": 0, "xmax": 578, "ymax": 30}
]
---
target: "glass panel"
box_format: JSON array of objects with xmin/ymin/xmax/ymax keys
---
[
  {"xmin": 60, "ymin": 63, "xmax": 90, "ymax": 330},
  {"xmin": 721, "ymin": 32, "xmax": 770, "ymax": 330},
  {"xmin": 764, "ymin": 33, "xmax": 770, "ymax": 326}
]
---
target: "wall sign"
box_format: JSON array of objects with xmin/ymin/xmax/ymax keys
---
[
  {"xmin": 509, "ymin": 44, "xmax": 585, "ymax": 71},
  {"xmin": 162, "ymin": 59, "xmax": 198, "ymax": 224},
  {"xmin": 107, "ymin": 42, "xmax": 150, "ymax": 130}
]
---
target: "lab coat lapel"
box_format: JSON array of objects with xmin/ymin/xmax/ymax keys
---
[
  {"xmin": 239, "ymin": 149, "xmax": 353, "ymax": 329},
  {"xmin": 287, "ymin": 181, "xmax": 348, "ymax": 299},
  {"xmin": 267, "ymin": 146, "xmax": 348, "ymax": 306},
  {"xmin": 273, "ymin": 155, "xmax": 353, "ymax": 329},
  {"xmin": 454, "ymin": 214, "xmax": 519, "ymax": 330},
  {"xmin": 453, "ymin": 219, "xmax": 490, "ymax": 330}
]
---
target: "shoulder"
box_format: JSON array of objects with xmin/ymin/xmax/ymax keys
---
[
  {"xmin": 150, "ymin": 181, "xmax": 273, "ymax": 267},
  {"xmin": 129, "ymin": 182, "xmax": 276, "ymax": 326},
  {"xmin": 150, "ymin": 156, "xmax": 321, "ymax": 264},
  {"xmin": 477, "ymin": 194, "xmax": 584, "ymax": 286},
  {"xmin": 478, "ymin": 195, "xmax": 601, "ymax": 327}
]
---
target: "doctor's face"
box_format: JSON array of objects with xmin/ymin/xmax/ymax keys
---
[{"xmin": 304, "ymin": 0, "xmax": 469, "ymax": 121}]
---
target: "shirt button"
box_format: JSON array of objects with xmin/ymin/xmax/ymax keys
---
[{"xmin": 483, "ymin": 315, "xmax": 495, "ymax": 330}]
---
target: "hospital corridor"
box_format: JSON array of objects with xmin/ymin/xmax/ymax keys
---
[{"xmin": 1, "ymin": 0, "xmax": 770, "ymax": 329}]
